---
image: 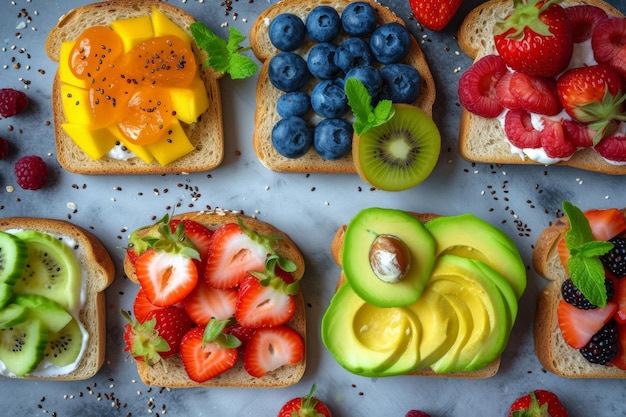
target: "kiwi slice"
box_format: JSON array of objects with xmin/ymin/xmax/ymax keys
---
[
  {"xmin": 353, "ymin": 104, "xmax": 440, "ymax": 192},
  {"xmin": 0, "ymin": 231, "xmax": 28, "ymax": 286},
  {"xmin": 0, "ymin": 283, "xmax": 13, "ymax": 309},
  {"xmin": 0, "ymin": 318, "xmax": 47, "ymax": 376},
  {"xmin": 12, "ymin": 230, "xmax": 82, "ymax": 312},
  {"xmin": 13, "ymin": 294, "xmax": 73, "ymax": 333},
  {"xmin": 45, "ymin": 317, "xmax": 84, "ymax": 367},
  {"xmin": 0, "ymin": 303, "xmax": 29, "ymax": 328}
]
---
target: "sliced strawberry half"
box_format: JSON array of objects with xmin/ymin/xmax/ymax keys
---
[
  {"xmin": 609, "ymin": 322, "xmax": 626, "ymax": 370},
  {"xmin": 565, "ymin": 5, "xmax": 608, "ymax": 43},
  {"xmin": 613, "ymin": 277, "xmax": 626, "ymax": 324},
  {"xmin": 504, "ymin": 108, "xmax": 542, "ymax": 149},
  {"xmin": 592, "ymin": 16, "xmax": 626, "ymax": 79},
  {"xmin": 557, "ymin": 299, "xmax": 618, "ymax": 349},
  {"xmin": 243, "ymin": 325, "xmax": 304, "ymax": 378},
  {"xmin": 458, "ymin": 54, "xmax": 507, "ymax": 118},
  {"xmin": 509, "ymin": 72, "xmax": 561, "ymax": 116},
  {"xmin": 185, "ymin": 281, "xmax": 238, "ymax": 326},
  {"xmin": 179, "ymin": 322, "xmax": 239, "ymax": 382}
]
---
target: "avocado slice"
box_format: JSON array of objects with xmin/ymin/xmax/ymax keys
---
[
  {"xmin": 424, "ymin": 213, "xmax": 526, "ymax": 299},
  {"xmin": 321, "ymin": 282, "xmax": 421, "ymax": 377},
  {"xmin": 342, "ymin": 208, "xmax": 436, "ymax": 307}
]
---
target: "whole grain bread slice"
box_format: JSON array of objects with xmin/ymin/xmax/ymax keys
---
[
  {"xmin": 457, "ymin": 0, "xmax": 626, "ymax": 175},
  {"xmin": 123, "ymin": 210, "xmax": 306, "ymax": 388},
  {"xmin": 249, "ymin": 0, "xmax": 436, "ymax": 173},
  {"xmin": 532, "ymin": 207, "xmax": 626, "ymax": 378},
  {"xmin": 0, "ymin": 217, "xmax": 115, "ymax": 380},
  {"xmin": 46, "ymin": 0, "xmax": 224, "ymax": 175}
]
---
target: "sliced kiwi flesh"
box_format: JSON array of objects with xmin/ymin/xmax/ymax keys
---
[
  {"xmin": 12, "ymin": 230, "xmax": 82, "ymax": 312},
  {"xmin": 0, "ymin": 231, "xmax": 28, "ymax": 286},
  {"xmin": 45, "ymin": 317, "xmax": 84, "ymax": 367},
  {"xmin": 353, "ymin": 104, "xmax": 440, "ymax": 192},
  {"xmin": 0, "ymin": 318, "xmax": 48, "ymax": 376}
]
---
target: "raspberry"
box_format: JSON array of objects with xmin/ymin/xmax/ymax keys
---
[
  {"xmin": 14, "ymin": 155, "xmax": 49, "ymax": 190},
  {"xmin": 0, "ymin": 137, "xmax": 8, "ymax": 160},
  {"xmin": 0, "ymin": 88, "xmax": 29, "ymax": 118},
  {"xmin": 595, "ymin": 133, "xmax": 626, "ymax": 163}
]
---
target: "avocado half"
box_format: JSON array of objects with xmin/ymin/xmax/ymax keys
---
[{"xmin": 342, "ymin": 207, "xmax": 436, "ymax": 307}]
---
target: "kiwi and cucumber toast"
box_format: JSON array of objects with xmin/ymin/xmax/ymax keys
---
[
  {"xmin": 0, "ymin": 218, "xmax": 114, "ymax": 380},
  {"xmin": 249, "ymin": 0, "xmax": 438, "ymax": 180}
]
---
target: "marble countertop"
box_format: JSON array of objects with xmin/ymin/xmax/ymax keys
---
[{"xmin": 1, "ymin": 0, "xmax": 625, "ymax": 415}]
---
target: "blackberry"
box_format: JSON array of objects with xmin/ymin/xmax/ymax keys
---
[
  {"xmin": 561, "ymin": 277, "xmax": 615, "ymax": 309},
  {"xmin": 580, "ymin": 321, "xmax": 619, "ymax": 365},
  {"xmin": 601, "ymin": 236, "xmax": 626, "ymax": 278}
]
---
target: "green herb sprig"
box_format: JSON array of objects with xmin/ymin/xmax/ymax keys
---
[
  {"xmin": 562, "ymin": 201, "xmax": 614, "ymax": 307},
  {"xmin": 345, "ymin": 78, "xmax": 395, "ymax": 135},
  {"xmin": 190, "ymin": 22, "xmax": 258, "ymax": 79}
]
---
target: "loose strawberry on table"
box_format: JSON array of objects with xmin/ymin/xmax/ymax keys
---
[
  {"xmin": 408, "ymin": 0, "xmax": 463, "ymax": 32},
  {"xmin": 277, "ymin": 384, "xmax": 332, "ymax": 417},
  {"xmin": 507, "ymin": 390, "xmax": 568, "ymax": 417}
]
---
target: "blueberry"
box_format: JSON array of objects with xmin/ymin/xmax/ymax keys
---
[
  {"xmin": 345, "ymin": 65, "xmax": 382, "ymax": 99},
  {"xmin": 269, "ymin": 13, "xmax": 306, "ymax": 52},
  {"xmin": 307, "ymin": 43, "xmax": 340, "ymax": 80},
  {"xmin": 277, "ymin": 91, "xmax": 311, "ymax": 118},
  {"xmin": 380, "ymin": 64, "xmax": 422, "ymax": 103},
  {"xmin": 268, "ymin": 52, "xmax": 310, "ymax": 92},
  {"xmin": 341, "ymin": 2, "xmax": 377, "ymax": 37},
  {"xmin": 369, "ymin": 23, "xmax": 411, "ymax": 64},
  {"xmin": 306, "ymin": 6, "xmax": 341, "ymax": 43},
  {"xmin": 271, "ymin": 116, "xmax": 313, "ymax": 158},
  {"xmin": 311, "ymin": 78, "xmax": 348, "ymax": 118},
  {"xmin": 334, "ymin": 37, "xmax": 372, "ymax": 73},
  {"xmin": 314, "ymin": 118, "xmax": 354, "ymax": 160}
]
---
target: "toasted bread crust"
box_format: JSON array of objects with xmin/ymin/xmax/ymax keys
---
[
  {"xmin": 249, "ymin": 0, "xmax": 436, "ymax": 173},
  {"xmin": 0, "ymin": 217, "xmax": 115, "ymax": 381},
  {"xmin": 457, "ymin": 0, "xmax": 626, "ymax": 175},
  {"xmin": 533, "ymin": 207, "xmax": 626, "ymax": 378},
  {"xmin": 123, "ymin": 210, "xmax": 306, "ymax": 388},
  {"xmin": 330, "ymin": 211, "xmax": 501, "ymax": 378},
  {"xmin": 46, "ymin": 0, "xmax": 224, "ymax": 175}
]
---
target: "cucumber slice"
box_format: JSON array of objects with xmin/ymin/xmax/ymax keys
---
[
  {"xmin": 12, "ymin": 231, "xmax": 81, "ymax": 312},
  {"xmin": 13, "ymin": 294, "xmax": 73, "ymax": 333},
  {"xmin": 0, "ymin": 231, "xmax": 28, "ymax": 286},
  {"xmin": 44, "ymin": 317, "xmax": 84, "ymax": 367},
  {"xmin": 0, "ymin": 283, "xmax": 13, "ymax": 309},
  {"xmin": 0, "ymin": 318, "xmax": 47, "ymax": 376},
  {"xmin": 0, "ymin": 303, "xmax": 29, "ymax": 328}
]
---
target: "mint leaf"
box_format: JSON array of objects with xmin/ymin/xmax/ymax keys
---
[
  {"xmin": 190, "ymin": 22, "xmax": 258, "ymax": 79},
  {"xmin": 345, "ymin": 78, "xmax": 394, "ymax": 135},
  {"xmin": 562, "ymin": 201, "xmax": 613, "ymax": 307}
]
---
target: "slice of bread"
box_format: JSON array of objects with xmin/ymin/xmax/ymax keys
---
[
  {"xmin": 249, "ymin": 0, "xmax": 436, "ymax": 173},
  {"xmin": 532, "ymin": 207, "xmax": 626, "ymax": 378},
  {"xmin": 329, "ymin": 212, "xmax": 505, "ymax": 379},
  {"xmin": 0, "ymin": 217, "xmax": 115, "ymax": 380},
  {"xmin": 457, "ymin": 0, "xmax": 626, "ymax": 175},
  {"xmin": 46, "ymin": 0, "xmax": 224, "ymax": 175},
  {"xmin": 123, "ymin": 210, "xmax": 306, "ymax": 388}
]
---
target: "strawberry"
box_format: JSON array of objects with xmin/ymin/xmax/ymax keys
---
[
  {"xmin": 613, "ymin": 278, "xmax": 626, "ymax": 324},
  {"xmin": 564, "ymin": 4, "xmax": 608, "ymax": 43},
  {"xmin": 235, "ymin": 256, "xmax": 299, "ymax": 328},
  {"xmin": 507, "ymin": 390, "xmax": 568, "ymax": 417},
  {"xmin": 556, "ymin": 64, "xmax": 626, "ymax": 144},
  {"xmin": 504, "ymin": 108, "xmax": 542, "ymax": 149},
  {"xmin": 509, "ymin": 72, "xmax": 561, "ymax": 115},
  {"xmin": 227, "ymin": 323, "xmax": 257, "ymax": 352},
  {"xmin": 557, "ymin": 299, "xmax": 618, "ymax": 349},
  {"xmin": 494, "ymin": 0, "xmax": 573, "ymax": 78},
  {"xmin": 205, "ymin": 220, "xmax": 280, "ymax": 289},
  {"xmin": 609, "ymin": 322, "xmax": 626, "ymax": 370},
  {"xmin": 595, "ymin": 132, "xmax": 626, "ymax": 163},
  {"xmin": 458, "ymin": 54, "xmax": 507, "ymax": 118},
  {"xmin": 539, "ymin": 117, "xmax": 576, "ymax": 159},
  {"xmin": 591, "ymin": 17, "xmax": 626, "ymax": 79},
  {"xmin": 169, "ymin": 219, "xmax": 214, "ymax": 262},
  {"xmin": 133, "ymin": 287, "xmax": 164, "ymax": 323},
  {"xmin": 243, "ymin": 325, "xmax": 304, "ymax": 378},
  {"xmin": 179, "ymin": 319, "xmax": 240, "ymax": 382},
  {"xmin": 408, "ymin": 0, "xmax": 462, "ymax": 32},
  {"xmin": 277, "ymin": 384, "xmax": 332, "ymax": 417},
  {"xmin": 122, "ymin": 307, "xmax": 194, "ymax": 365},
  {"xmin": 184, "ymin": 280, "xmax": 238, "ymax": 325}
]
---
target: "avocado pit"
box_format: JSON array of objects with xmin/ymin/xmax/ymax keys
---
[{"xmin": 369, "ymin": 234, "xmax": 411, "ymax": 283}]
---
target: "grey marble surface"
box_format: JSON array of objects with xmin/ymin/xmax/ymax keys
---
[{"xmin": 1, "ymin": 0, "xmax": 626, "ymax": 415}]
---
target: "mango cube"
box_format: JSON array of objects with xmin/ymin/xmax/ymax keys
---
[
  {"xmin": 168, "ymin": 75, "xmax": 209, "ymax": 124},
  {"xmin": 145, "ymin": 119, "xmax": 195, "ymax": 165},
  {"xmin": 60, "ymin": 83, "xmax": 93, "ymax": 126},
  {"xmin": 151, "ymin": 6, "xmax": 192, "ymax": 46},
  {"xmin": 110, "ymin": 15, "xmax": 154, "ymax": 52},
  {"xmin": 58, "ymin": 42, "xmax": 88, "ymax": 89},
  {"xmin": 61, "ymin": 124, "xmax": 117, "ymax": 160},
  {"xmin": 107, "ymin": 125, "xmax": 154, "ymax": 164}
]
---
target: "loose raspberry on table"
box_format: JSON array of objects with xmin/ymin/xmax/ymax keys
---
[
  {"xmin": 0, "ymin": 88, "xmax": 29, "ymax": 118},
  {"xmin": 14, "ymin": 155, "xmax": 49, "ymax": 190},
  {"xmin": 0, "ymin": 138, "xmax": 8, "ymax": 160}
]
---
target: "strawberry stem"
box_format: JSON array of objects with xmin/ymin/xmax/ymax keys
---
[{"xmin": 495, "ymin": 0, "xmax": 563, "ymax": 39}]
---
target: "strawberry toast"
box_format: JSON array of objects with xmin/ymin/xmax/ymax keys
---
[
  {"xmin": 123, "ymin": 210, "xmax": 306, "ymax": 388},
  {"xmin": 533, "ymin": 202, "xmax": 626, "ymax": 377},
  {"xmin": 457, "ymin": 0, "xmax": 626, "ymax": 174}
]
